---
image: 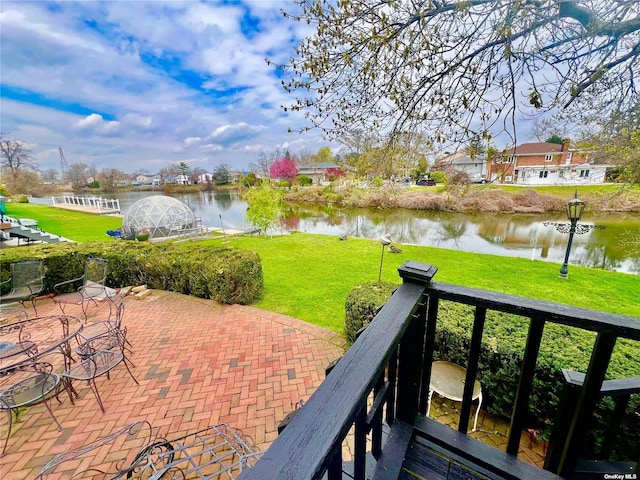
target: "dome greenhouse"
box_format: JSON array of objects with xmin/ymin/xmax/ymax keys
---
[{"xmin": 122, "ymin": 195, "xmax": 196, "ymax": 239}]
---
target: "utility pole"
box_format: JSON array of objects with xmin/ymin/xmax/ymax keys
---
[{"xmin": 59, "ymin": 147, "xmax": 68, "ymax": 178}]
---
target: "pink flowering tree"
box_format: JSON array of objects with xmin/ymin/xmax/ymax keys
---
[
  {"xmin": 270, "ymin": 157, "xmax": 298, "ymax": 187},
  {"xmin": 325, "ymin": 167, "xmax": 345, "ymax": 182}
]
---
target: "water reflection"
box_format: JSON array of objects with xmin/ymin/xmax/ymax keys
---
[{"xmin": 113, "ymin": 191, "xmax": 640, "ymax": 274}]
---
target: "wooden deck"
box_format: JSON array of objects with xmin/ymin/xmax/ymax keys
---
[
  {"xmin": 373, "ymin": 417, "xmax": 561, "ymax": 480},
  {"xmin": 239, "ymin": 262, "xmax": 640, "ymax": 480}
]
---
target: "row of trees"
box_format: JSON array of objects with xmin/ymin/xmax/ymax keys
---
[{"xmin": 0, "ymin": 136, "xmax": 238, "ymax": 195}]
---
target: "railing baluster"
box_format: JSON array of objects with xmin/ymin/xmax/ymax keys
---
[
  {"xmin": 459, "ymin": 306, "xmax": 486, "ymax": 434},
  {"xmin": 326, "ymin": 444, "xmax": 342, "ymax": 480},
  {"xmin": 371, "ymin": 375, "xmax": 385, "ymax": 459},
  {"xmin": 507, "ymin": 316, "xmax": 545, "ymax": 455},
  {"xmin": 354, "ymin": 405, "xmax": 367, "ymax": 480},
  {"xmin": 386, "ymin": 348, "xmax": 397, "ymax": 426},
  {"xmin": 544, "ymin": 377, "xmax": 581, "ymax": 472},
  {"xmin": 419, "ymin": 294, "xmax": 439, "ymax": 413}
]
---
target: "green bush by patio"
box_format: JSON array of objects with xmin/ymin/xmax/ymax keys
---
[
  {"xmin": 0, "ymin": 242, "xmax": 263, "ymax": 305},
  {"xmin": 344, "ymin": 281, "xmax": 397, "ymax": 343}
]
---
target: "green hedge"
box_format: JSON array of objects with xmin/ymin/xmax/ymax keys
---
[
  {"xmin": 345, "ymin": 283, "xmax": 640, "ymax": 459},
  {"xmin": 0, "ymin": 241, "xmax": 263, "ymax": 305},
  {"xmin": 344, "ymin": 281, "xmax": 397, "ymax": 343}
]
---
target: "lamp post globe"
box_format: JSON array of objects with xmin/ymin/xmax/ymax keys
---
[{"xmin": 559, "ymin": 192, "xmax": 586, "ymax": 278}]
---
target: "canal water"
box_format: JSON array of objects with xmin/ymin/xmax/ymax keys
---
[{"xmin": 113, "ymin": 190, "xmax": 640, "ymax": 275}]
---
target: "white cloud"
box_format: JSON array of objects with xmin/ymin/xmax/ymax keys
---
[
  {"xmin": 184, "ymin": 136, "xmax": 202, "ymax": 147},
  {"xmin": 0, "ymin": 0, "xmax": 335, "ymax": 173},
  {"xmin": 208, "ymin": 123, "xmax": 267, "ymax": 144},
  {"xmin": 73, "ymin": 113, "xmax": 121, "ymax": 136},
  {"xmin": 201, "ymin": 143, "xmax": 224, "ymax": 152}
]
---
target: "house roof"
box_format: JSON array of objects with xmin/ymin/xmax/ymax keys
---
[
  {"xmin": 436, "ymin": 151, "xmax": 467, "ymax": 165},
  {"xmin": 299, "ymin": 162, "xmax": 340, "ymax": 170},
  {"xmin": 505, "ymin": 142, "xmax": 565, "ymax": 155}
]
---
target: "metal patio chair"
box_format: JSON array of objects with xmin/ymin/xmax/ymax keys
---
[
  {"xmin": 0, "ymin": 361, "xmax": 63, "ymax": 456},
  {"xmin": 75, "ymin": 301, "xmax": 131, "ymax": 358},
  {"xmin": 0, "ymin": 258, "xmax": 45, "ymax": 315},
  {"xmin": 52, "ymin": 257, "xmax": 120, "ymax": 320},
  {"xmin": 63, "ymin": 326, "xmax": 138, "ymax": 413},
  {"xmin": 37, "ymin": 421, "xmax": 264, "ymax": 479}
]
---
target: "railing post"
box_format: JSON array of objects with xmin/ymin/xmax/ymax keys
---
[
  {"xmin": 396, "ymin": 310, "xmax": 424, "ymax": 424},
  {"xmin": 396, "ymin": 262, "xmax": 438, "ymax": 424}
]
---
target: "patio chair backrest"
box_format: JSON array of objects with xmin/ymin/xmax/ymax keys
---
[
  {"xmin": 84, "ymin": 257, "xmax": 108, "ymax": 286},
  {"xmin": 36, "ymin": 421, "xmax": 157, "ymax": 478},
  {"xmin": 10, "ymin": 258, "xmax": 44, "ymax": 295}
]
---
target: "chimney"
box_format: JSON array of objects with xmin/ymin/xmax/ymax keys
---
[{"xmin": 562, "ymin": 138, "xmax": 571, "ymax": 151}]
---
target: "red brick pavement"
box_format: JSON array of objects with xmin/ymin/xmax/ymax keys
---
[{"xmin": 1, "ymin": 290, "xmax": 346, "ymax": 479}]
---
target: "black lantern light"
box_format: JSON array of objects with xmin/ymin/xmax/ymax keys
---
[{"xmin": 559, "ymin": 192, "xmax": 585, "ymax": 278}]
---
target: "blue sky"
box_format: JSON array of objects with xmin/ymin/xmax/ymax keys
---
[{"xmin": 0, "ymin": 0, "xmax": 333, "ymax": 173}]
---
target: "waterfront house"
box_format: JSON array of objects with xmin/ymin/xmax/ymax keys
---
[
  {"xmin": 491, "ymin": 141, "xmax": 611, "ymax": 185},
  {"xmin": 435, "ymin": 150, "xmax": 488, "ymax": 180}
]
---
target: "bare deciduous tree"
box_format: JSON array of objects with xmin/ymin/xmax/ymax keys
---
[
  {"xmin": 279, "ymin": 1, "xmax": 640, "ymax": 146},
  {"xmin": 577, "ymin": 97, "xmax": 640, "ymax": 184},
  {"xmin": 97, "ymin": 168, "xmax": 128, "ymax": 192},
  {"xmin": 64, "ymin": 162, "xmax": 89, "ymax": 193},
  {"xmin": 0, "ymin": 135, "xmax": 38, "ymax": 173},
  {"xmin": 250, "ymin": 149, "xmax": 283, "ymax": 178},
  {"xmin": 529, "ymin": 118, "xmax": 569, "ymax": 143},
  {"xmin": 40, "ymin": 168, "xmax": 60, "ymax": 184}
]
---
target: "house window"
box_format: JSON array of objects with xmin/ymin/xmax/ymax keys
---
[
  {"xmin": 506, "ymin": 155, "xmax": 516, "ymax": 163},
  {"xmin": 545, "ymin": 154, "xmax": 553, "ymax": 162},
  {"xmin": 539, "ymin": 171, "xmax": 548, "ymax": 178},
  {"xmin": 580, "ymin": 169, "xmax": 590, "ymax": 177},
  {"xmin": 567, "ymin": 152, "xmax": 573, "ymax": 162}
]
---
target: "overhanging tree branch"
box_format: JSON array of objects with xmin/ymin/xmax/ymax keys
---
[{"xmin": 278, "ymin": 0, "xmax": 640, "ymax": 146}]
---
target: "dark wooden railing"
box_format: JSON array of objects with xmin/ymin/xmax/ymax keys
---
[{"xmin": 239, "ymin": 261, "xmax": 640, "ymax": 480}]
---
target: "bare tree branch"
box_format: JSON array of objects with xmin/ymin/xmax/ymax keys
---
[
  {"xmin": 278, "ymin": 0, "xmax": 640, "ymax": 147},
  {"xmin": 0, "ymin": 134, "xmax": 38, "ymax": 173}
]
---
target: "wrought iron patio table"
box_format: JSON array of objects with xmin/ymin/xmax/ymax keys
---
[{"xmin": 426, "ymin": 360, "xmax": 483, "ymax": 432}]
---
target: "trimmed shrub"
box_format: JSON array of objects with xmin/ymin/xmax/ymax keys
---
[
  {"xmin": 344, "ymin": 281, "xmax": 397, "ymax": 343},
  {"xmin": 428, "ymin": 170, "xmax": 448, "ymax": 184},
  {"xmin": 0, "ymin": 241, "xmax": 263, "ymax": 305},
  {"xmin": 297, "ymin": 175, "xmax": 313, "ymax": 186}
]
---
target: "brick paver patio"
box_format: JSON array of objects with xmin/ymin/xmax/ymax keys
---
[
  {"xmin": 1, "ymin": 289, "xmax": 549, "ymax": 478},
  {"xmin": 1, "ymin": 290, "xmax": 346, "ymax": 479}
]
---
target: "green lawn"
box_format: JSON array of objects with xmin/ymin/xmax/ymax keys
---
[
  {"xmin": 486, "ymin": 183, "xmax": 640, "ymax": 197},
  {"xmin": 4, "ymin": 203, "xmax": 122, "ymax": 242},
  {"xmin": 4, "ymin": 203, "xmax": 639, "ymax": 332},
  {"xmin": 201, "ymin": 234, "xmax": 640, "ymax": 331}
]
